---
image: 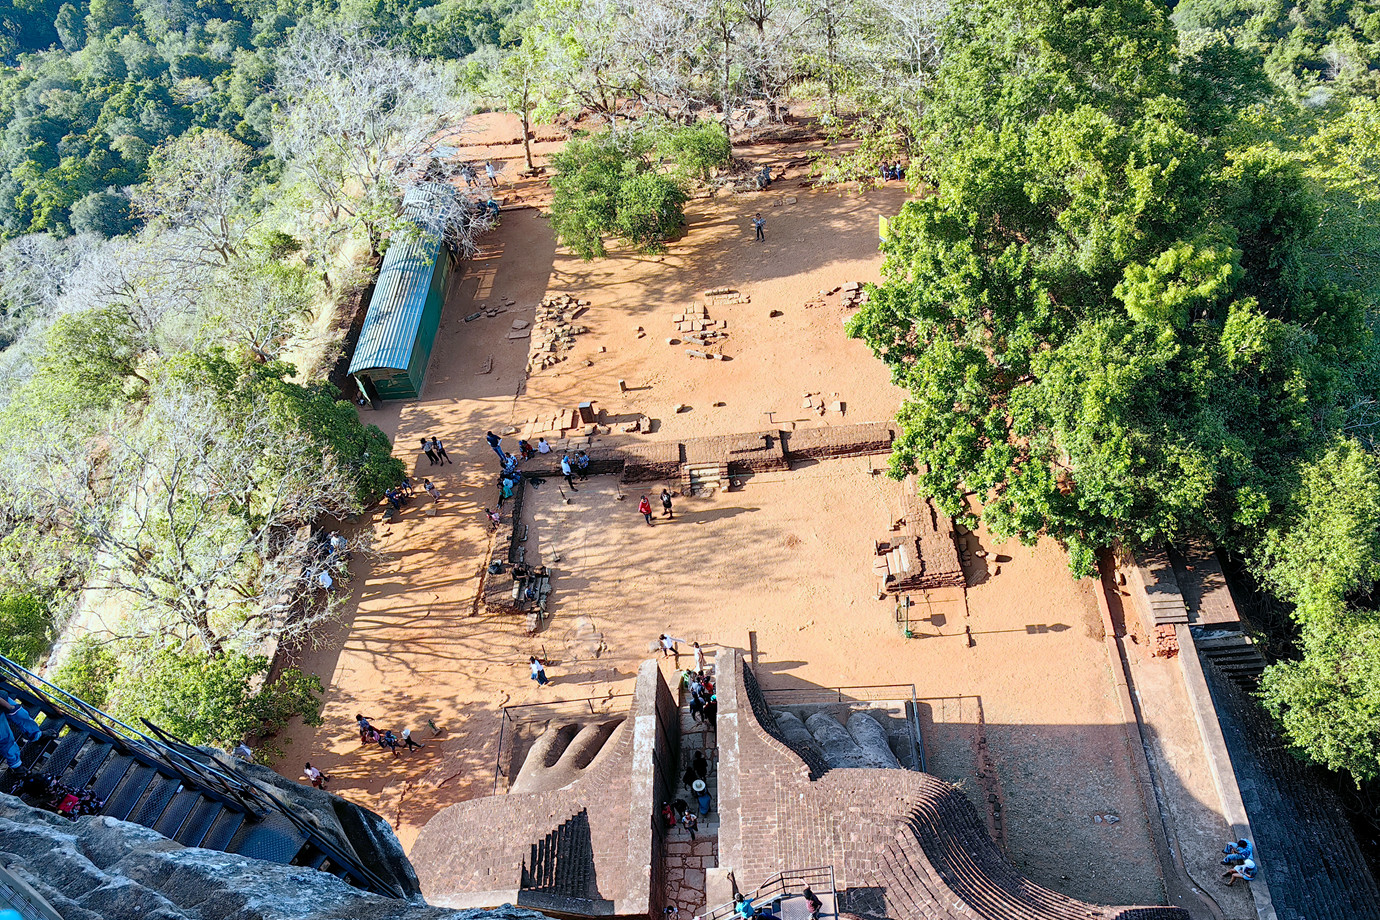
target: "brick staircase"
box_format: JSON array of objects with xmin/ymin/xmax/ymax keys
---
[
  {"xmin": 519, "ymin": 808, "xmax": 613, "ymax": 914},
  {"xmin": 1202, "ymin": 659, "xmax": 1380, "ymax": 920},
  {"xmin": 0, "ymin": 661, "xmax": 408, "ymax": 899}
]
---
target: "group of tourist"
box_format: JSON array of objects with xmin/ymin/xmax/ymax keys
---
[
  {"xmin": 879, "ymin": 162, "xmax": 907, "ymax": 182},
  {"xmin": 0, "ymin": 693, "xmax": 108, "ymax": 819},
  {"xmin": 1221, "ymin": 838, "xmax": 1257, "ymax": 886},
  {"xmin": 354, "ymin": 714, "xmax": 425, "ymax": 758}
]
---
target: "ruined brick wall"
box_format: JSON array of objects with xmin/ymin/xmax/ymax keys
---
[{"xmin": 781, "ymin": 423, "xmax": 895, "ymax": 461}]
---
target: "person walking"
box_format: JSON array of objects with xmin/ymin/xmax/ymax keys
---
[
  {"xmin": 639, "ymin": 495, "xmax": 654, "ymax": 525},
  {"xmin": 703, "ymin": 696, "xmax": 718, "ymax": 730},
  {"xmin": 659, "ymin": 634, "xmax": 677, "ymax": 659},
  {"xmin": 575, "ymin": 450, "xmax": 590, "ymax": 480},
  {"xmin": 0, "ymin": 695, "xmax": 44, "ymax": 770},
  {"xmin": 681, "ymin": 810, "xmax": 699, "ymax": 840},
  {"xmin": 400, "ymin": 729, "xmax": 424, "ymax": 753},
  {"xmin": 660, "ymin": 489, "xmax": 673, "ymax": 519},
  {"xmin": 561, "ymin": 454, "xmax": 578, "ymax": 491},
  {"xmin": 530, "ymin": 656, "xmax": 549, "ymax": 686},
  {"xmin": 692, "ymin": 641, "xmax": 706, "ymax": 672},
  {"xmin": 485, "ymin": 507, "xmax": 502, "ymax": 531},
  {"xmin": 485, "ymin": 160, "xmax": 499, "ymax": 186},
  {"xmin": 424, "ymin": 479, "xmax": 441, "ymax": 502},
  {"xmin": 355, "ymin": 714, "xmax": 377, "ymax": 741},
  {"xmin": 430, "ymin": 436, "xmax": 451, "ymax": 464},
  {"xmin": 691, "ymin": 750, "xmax": 709, "ymax": 782},
  {"xmin": 303, "ymin": 763, "xmax": 329, "ymax": 789},
  {"xmin": 379, "ymin": 729, "xmax": 402, "ymax": 757},
  {"xmin": 485, "ymin": 431, "xmax": 506, "ymax": 464},
  {"xmin": 802, "ymin": 887, "xmax": 823, "ymax": 920},
  {"xmin": 752, "ymin": 212, "xmax": 765, "ymax": 242},
  {"xmin": 421, "ymin": 438, "xmax": 439, "ymax": 466}
]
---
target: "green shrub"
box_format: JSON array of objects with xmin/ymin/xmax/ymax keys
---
[
  {"xmin": 656, "ymin": 122, "xmax": 731, "ymax": 181},
  {"xmin": 109, "ymin": 647, "xmax": 323, "ymax": 751},
  {"xmin": 51, "ymin": 636, "xmax": 119, "ymax": 708},
  {"xmin": 0, "ymin": 593, "xmax": 53, "ymax": 667},
  {"xmin": 614, "ymin": 171, "xmax": 687, "ymax": 253}
]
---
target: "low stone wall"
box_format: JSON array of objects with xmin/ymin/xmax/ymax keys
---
[
  {"xmin": 503, "ymin": 424, "xmax": 895, "ymax": 487},
  {"xmin": 781, "ymin": 422, "xmax": 895, "ymax": 460}
]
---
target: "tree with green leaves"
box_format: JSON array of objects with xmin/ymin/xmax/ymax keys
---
[
  {"xmin": 549, "ymin": 130, "xmax": 689, "ymax": 258},
  {"xmin": 0, "ymin": 593, "xmax": 52, "ymax": 667},
  {"xmin": 107, "ymin": 645, "xmax": 323, "ymax": 750},
  {"xmin": 851, "ymin": 0, "xmax": 1366, "ymax": 571}
]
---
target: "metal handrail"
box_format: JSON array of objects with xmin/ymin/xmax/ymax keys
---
[
  {"xmin": 0, "ymin": 655, "xmax": 406, "ymax": 899},
  {"xmin": 0, "ymin": 656, "xmax": 267, "ymax": 816},
  {"xmin": 759, "ymin": 684, "xmax": 918, "ymax": 703},
  {"xmin": 501, "ymin": 692, "xmax": 634, "ymax": 720},
  {"xmin": 699, "ymin": 866, "xmax": 837, "ymax": 920}
]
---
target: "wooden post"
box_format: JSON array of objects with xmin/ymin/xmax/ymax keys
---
[{"xmin": 749, "ymin": 631, "xmax": 759, "ymax": 667}]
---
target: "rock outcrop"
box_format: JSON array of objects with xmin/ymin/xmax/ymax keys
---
[{"xmin": 0, "ymin": 794, "xmax": 548, "ymax": 920}]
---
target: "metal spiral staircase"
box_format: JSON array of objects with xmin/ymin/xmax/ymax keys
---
[{"xmin": 0, "ymin": 655, "xmax": 408, "ymax": 899}]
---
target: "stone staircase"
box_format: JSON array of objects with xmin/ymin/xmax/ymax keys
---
[
  {"xmin": 518, "ymin": 809, "xmax": 612, "ymax": 914},
  {"xmin": 678, "ymin": 704, "xmax": 720, "ymax": 836},
  {"xmin": 1191, "ymin": 628, "xmax": 1267, "ymax": 688},
  {"xmin": 684, "ymin": 462, "xmax": 729, "ymax": 496}
]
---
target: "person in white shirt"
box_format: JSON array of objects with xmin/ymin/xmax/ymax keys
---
[
  {"xmin": 318, "ymin": 570, "xmax": 333, "ymax": 590},
  {"xmin": 537, "ymin": 437, "xmax": 551, "ymax": 454},
  {"xmin": 303, "ymin": 762, "xmax": 328, "ymax": 788}
]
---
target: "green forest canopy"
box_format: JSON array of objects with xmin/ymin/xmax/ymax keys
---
[{"xmin": 0, "ymin": 0, "xmax": 522, "ymax": 237}]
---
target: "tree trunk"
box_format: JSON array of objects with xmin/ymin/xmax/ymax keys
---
[{"xmin": 521, "ymin": 104, "xmax": 535, "ymax": 171}]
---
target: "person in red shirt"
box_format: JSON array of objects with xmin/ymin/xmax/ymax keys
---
[{"xmin": 638, "ymin": 495, "xmax": 654, "ymax": 525}]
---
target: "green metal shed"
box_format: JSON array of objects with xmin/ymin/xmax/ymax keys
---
[{"xmin": 349, "ymin": 188, "xmax": 456, "ymax": 400}]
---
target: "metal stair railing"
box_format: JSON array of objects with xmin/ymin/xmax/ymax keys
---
[
  {"xmin": 700, "ymin": 867, "xmax": 837, "ymax": 920},
  {"xmin": 0, "ymin": 655, "xmax": 268, "ymax": 817},
  {"xmin": 0, "ymin": 655, "xmax": 406, "ymax": 900}
]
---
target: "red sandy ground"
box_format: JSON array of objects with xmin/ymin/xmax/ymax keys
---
[{"xmin": 272, "ymin": 119, "xmax": 1185, "ymax": 909}]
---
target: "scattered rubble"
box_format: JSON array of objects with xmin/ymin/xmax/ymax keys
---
[
  {"xmin": 673, "ymin": 296, "xmax": 731, "ymax": 358},
  {"xmin": 526, "ymin": 293, "xmax": 590, "ymax": 373},
  {"xmin": 807, "ymin": 282, "xmax": 870, "ymax": 310}
]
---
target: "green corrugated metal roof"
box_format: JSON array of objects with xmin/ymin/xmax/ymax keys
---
[{"xmin": 348, "ymin": 189, "xmax": 447, "ymax": 376}]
